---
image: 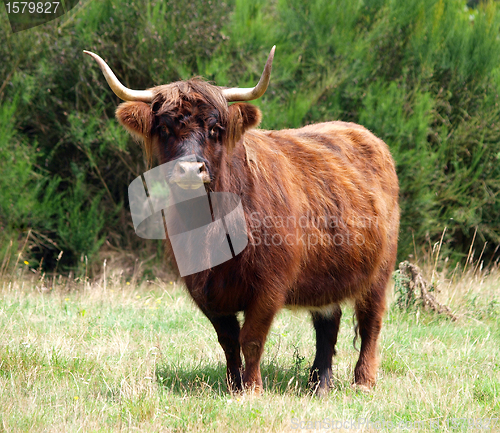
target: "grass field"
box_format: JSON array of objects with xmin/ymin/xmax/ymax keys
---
[{"xmin": 0, "ymin": 263, "xmax": 499, "ymax": 432}]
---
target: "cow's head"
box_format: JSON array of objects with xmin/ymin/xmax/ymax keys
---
[{"xmin": 84, "ymin": 48, "xmax": 275, "ymax": 189}]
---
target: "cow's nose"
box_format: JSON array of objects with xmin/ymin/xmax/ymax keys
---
[{"xmin": 171, "ymin": 161, "xmax": 210, "ymax": 189}]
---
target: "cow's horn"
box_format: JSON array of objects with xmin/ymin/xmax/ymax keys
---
[
  {"xmin": 222, "ymin": 46, "xmax": 275, "ymax": 102},
  {"xmin": 83, "ymin": 50, "xmax": 154, "ymax": 102}
]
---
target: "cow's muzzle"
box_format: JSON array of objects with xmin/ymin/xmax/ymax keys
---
[{"xmin": 170, "ymin": 160, "xmax": 210, "ymax": 189}]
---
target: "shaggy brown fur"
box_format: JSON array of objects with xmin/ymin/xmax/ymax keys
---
[{"xmin": 116, "ymin": 79, "xmax": 400, "ymax": 395}]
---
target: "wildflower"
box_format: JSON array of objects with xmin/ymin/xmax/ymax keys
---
[{"xmin": 24, "ymin": 261, "xmax": 29, "ymax": 265}]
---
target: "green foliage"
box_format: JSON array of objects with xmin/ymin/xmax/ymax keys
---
[
  {"xmin": 0, "ymin": 96, "xmax": 61, "ymax": 271},
  {"xmin": 2, "ymin": 0, "xmax": 500, "ymax": 271},
  {"xmin": 0, "ymin": 97, "xmax": 31, "ymax": 226},
  {"xmin": 56, "ymin": 166, "xmax": 107, "ymax": 268}
]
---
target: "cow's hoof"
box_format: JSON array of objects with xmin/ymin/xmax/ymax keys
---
[
  {"xmin": 313, "ymin": 385, "xmax": 330, "ymax": 398},
  {"xmin": 351, "ymin": 382, "xmax": 373, "ymax": 393},
  {"xmin": 242, "ymin": 383, "xmax": 263, "ymax": 397}
]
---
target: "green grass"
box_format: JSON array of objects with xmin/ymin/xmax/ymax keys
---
[{"xmin": 0, "ymin": 265, "xmax": 499, "ymax": 432}]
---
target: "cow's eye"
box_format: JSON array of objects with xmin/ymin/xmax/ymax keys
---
[
  {"xmin": 161, "ymin": 125, "xmax": 169, "ymax": 135},
  {"xmin": 209, "ymin": 124, "xmax": 223, "ymax": 138}
]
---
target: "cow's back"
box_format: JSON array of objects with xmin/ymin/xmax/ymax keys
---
[{"xmin": 232, "ymin": 121, "xmax": 399, "ymax": 307}]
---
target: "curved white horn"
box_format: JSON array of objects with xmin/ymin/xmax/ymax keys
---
[
  {"xmin": 222, "ymin": 46, "xmax": 275, "ymax": 102},
  {"xmin": 83, "ymin": 50, "xmax": 154, "ymax": 102}
]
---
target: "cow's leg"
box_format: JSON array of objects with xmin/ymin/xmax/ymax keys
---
[
  {"xmin": 354, "ymin": 280, "xmax": 387, "ymax": 389},
  {"xmin": 206, "ymin": 314, "xmax": 243, "ymax": 392},
  {"xmin": 309, "ymin": 304, "xmax": 342, "ymax": 397},
  {"xmin": 239, "ymin": 300, "xmax": 282, "ymax": 394}
]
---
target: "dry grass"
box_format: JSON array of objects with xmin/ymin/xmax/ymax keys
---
[{"xmin": 0, "ymin": 255, "xmax": 498, "ymax": 432}]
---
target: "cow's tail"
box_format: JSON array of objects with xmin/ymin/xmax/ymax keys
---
[{"xmin": 352, "ymin": 312, "xmax": 360, "ymax": 352}]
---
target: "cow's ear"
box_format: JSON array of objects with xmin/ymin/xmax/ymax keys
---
[
  {"xmin": 116, "ymin": 101, "xmax": 153, "ymax": 140},
  {"xmin": 226, "ymin": 103, "xmax": 262, "ymax": 151},
  {"xmin": 228, "ymin": 102, "xmax": 262, "ymax": 131}
]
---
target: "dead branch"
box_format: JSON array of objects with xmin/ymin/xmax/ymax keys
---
[{"xmin": 397, "ymin": 261, "xmax": 457, "ymax": 321}]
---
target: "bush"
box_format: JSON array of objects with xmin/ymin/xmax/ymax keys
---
[{"xmin": 1, "ymin": 0, "xmax": 500, "ymax": 272}]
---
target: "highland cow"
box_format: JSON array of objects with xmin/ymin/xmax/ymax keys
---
[{"xmin": 85, "ymin": 47, "xmax": 400, "ymax": 396}]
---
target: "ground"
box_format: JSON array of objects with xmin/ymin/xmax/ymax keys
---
[{"xmin": 0, "ymin": 263, "xmax": 499, "ymax": 432}]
